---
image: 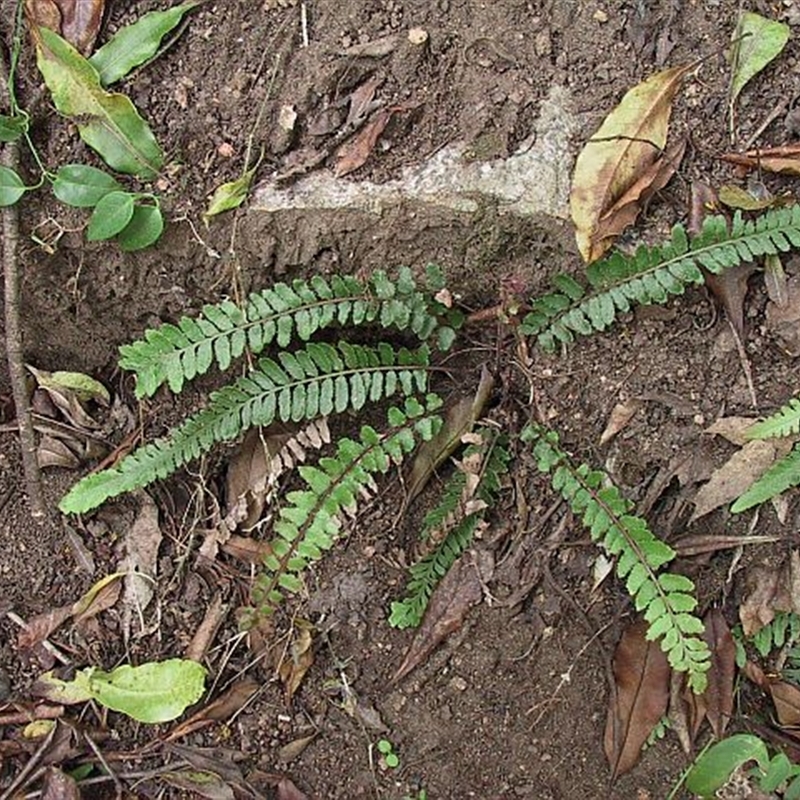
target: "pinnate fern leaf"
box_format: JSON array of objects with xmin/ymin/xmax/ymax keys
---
[
  {"xmin": 249, "ymin": 395, "xmax": 444, "ymax": 620},
  {"xmin": 746, "ymin": 398, "xmax": 800, "ymax": 440},
  {"xmin": 522, "ymin": 207, "xmax": 800, "ymax": 351},
  {"xmin": 59, "ymin": 342, "xmax": 432, "ymax": 514},
  {"xmin": 389, "ymin": 431, "xmax": 510, "ymax": 629},
  {"xmin": 731, "ymin": 443, "xmax": 800, "ymax": 513},
  {"xmin": 120, "ymin": 266, "xmax": 460, "ymax": 398},
  {"xmin": 521, "ymin": 423, "xmax": 711, "ymax": 692}
]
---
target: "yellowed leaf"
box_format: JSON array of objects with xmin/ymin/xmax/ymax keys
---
[{"xmin": 570, "ymin": 64, "xmax": 693, "ymax": 262}]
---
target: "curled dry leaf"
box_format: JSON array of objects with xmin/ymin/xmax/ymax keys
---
[
  {"xmin": 570, "ymin": 64, "xmax": 693, "ymax": 262},
  {"xmin": 392, "ymin": 549, "xmax": 494, "ymax": 683},
  {"xmin": 739, "ymin": 551, "xmax": 800, "ymax": 636},
  {"xmin": 26, "ymin": 0, "xmax": 105, "ymax": 55},
  {"xmin": 604, "ymin": 619, "xmax": 670, "ymax": 779},
  {"xmin": 703, "ymin": 261, "xmax": 758, "ymax": 340},
  {"xmin": 745, "ymin": 660, "xmax": 800, "ymax": 728},
  {"xmin": 702, "ymin": 609, "xmax": 735, "ymax": 739},
  {"xmin": 599, "ymin": 399, "xmax": 642, "ymax": 445},
  {"xmin": 41, "ymin": 766, "xmax": 81, "ymax": 800},
  {"xmin": 278, "ymin": 623, "xmax": 314, "ymax": 703}
]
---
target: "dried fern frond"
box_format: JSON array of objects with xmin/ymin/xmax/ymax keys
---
[
  {"xmin": 521, "ymin": 208, "xmax": 800, "ymax": 351},
  {"xmin": 60, "ymin": 342, "xmax": 432, "ymax": 514},
  {"xmin": 389, "ymin": 430, "xmax": 510, "ymax": 630},
  {"xmin": 522, "ymin": 423, "xmax": 711, "ymax": 692},
  {"xmin": 248, "ymin": 395, "xmax": 444, "ymax": 621},
  {"xmin": 120, "ymin": 266, "xmax": 459, "ymax": 398}
]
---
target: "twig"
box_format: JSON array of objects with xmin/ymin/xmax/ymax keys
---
[
  {"xmin": 0, "ymin": 47, "xmax": 45, "ymax": 519},
  {"xmin": 300, "ymin": 3, "xmax": 309, "ymax": 47}
]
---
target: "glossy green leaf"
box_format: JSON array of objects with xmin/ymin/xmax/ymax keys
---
[
  {"xmin": 0, "ymin": 166, "xmax": 25, "ymax": 206},
  {"xmin": 203, "ymin": 166, "xmax": 256, "ymax": 220},
  {"xmin": 53, "ymin": 164, "xmax": 123, "ymax": 207},
  {"xmin": 685, "ymin": 734, "xmax": 770, "ymax": 797},
  {"xmin": 118, "ymin": 203, "xmax": 164, "ymax": 251},
  {"xmin": 35, "ymin": 27, "xmax": 163, "ymax": 179},
  {"xmin": 730, "ymin": 12, "xmax": 790, "ymax": 104},
  {"xmin": 87, "ymin": 191, "xmax": 135, "ymax": 240},
  {"xmin": 90, "ymin": 2, "xmax": 199, "ymax": 86},
  {"xmin": 0, "ymin": 112, "xmax": 29, "ymax": 143}
]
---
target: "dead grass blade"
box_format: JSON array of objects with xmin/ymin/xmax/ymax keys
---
[
  {"xmin": 604, "ymin": 619, "xmax": 670, "ymax": 779},
  {"xmin": 570, "ymin": 64, "xmax": 694, "ymax": 262}
]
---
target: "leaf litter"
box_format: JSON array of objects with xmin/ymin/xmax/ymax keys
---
[{"xmin": 25, "ymin": 0, "xmax": 105, "ymax": 55}]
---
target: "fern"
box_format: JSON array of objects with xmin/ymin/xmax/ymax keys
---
[
  {"xmin": 389, "ymin": 430, "xmax": 510, "ymax": 629},
  {"xmin": 521, "ymin": 207, "xmax": 800, "ymax": 351},
  {"xmin": 746, "ymin": 397, "xmax": 800, "ymax": 440},
  {"xmin": 60, "ymin": 342, "xmax": 432, "ymax": 514},
  {"xmin": 120, "ymin": 266, "xmax": 460, "ymax": 398},
  {"xmin": 248, "ymin": 395, "xmax": 444, "ymax": 620},
  {"xmin": 731, "ymin": 444, "xmax": 800, "ymax": 513},
  {"xmin": 521, "ymin": 423, "xmax": 711, "ymax": 693}
]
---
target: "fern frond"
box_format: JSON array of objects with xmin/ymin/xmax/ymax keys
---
[
  {"xmin": 249, "ymin": 395, "xmax": 444, "ymax": 620},
  {"xmin": 120, "ymin": 266, "xmax": 460, "ymax": 398},
  {"xmin": 521, "ymin": 423, "xmax": 711, "ymax": 692},
  {"xmin": 747, "ymin": 398, "xmax": 800, "ymax": 440},
  {"xmin": 59, "ymin": 342, "xmax": 432, "ymax": 514},
  {"xmin": 389, "ymin": 431, "xmax": 510, "ymax": 629},
  {"xmin": 521, "ymin": 207, "xmax": 800, "ymax": 351},
  {"xmin": 731, "ymin": 443, "xmax": 800, "ymax": 513}
]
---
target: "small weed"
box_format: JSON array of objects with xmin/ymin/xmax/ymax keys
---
[{"xmin": 377, "ymin": 739, "xmax": 400, "ymax": 769}]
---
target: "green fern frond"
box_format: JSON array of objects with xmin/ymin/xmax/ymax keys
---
[
  {"xmin": 521, "ymin": 207, "xmax": 800, "ymax": 351},
  {"xmin": 249, "ymin": 395, "xmax": 444, "ymax": 620},
  {"xmin": 59, "ymin": 342, "xmax": 432, "ymax": 514},
  {"xmin": 747, "ymin": 398, "xmax": 800, "ymax": 440},
  {"xmin": 521, "ymin": 423, "xmax": 711, "ymax": 692},
  {"xmin": 751, "ymin": 611, "xmax": 800, "ymax": 659},
  {"xmin": 389, "ymin": 431, "xmax": 510, "ymax": 629},
  {"xmin": 120, "ymin": 266, "xmax": 460, "ymax": 398},
  {"xmin": 731, "ymin": 443, "xmax": 800, "ymax": 513}
]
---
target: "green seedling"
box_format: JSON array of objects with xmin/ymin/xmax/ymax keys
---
[{"xmin": 377, "ymin": 739, "xmax": 400, "ymax": 769}]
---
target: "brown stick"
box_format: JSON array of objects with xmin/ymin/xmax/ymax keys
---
[{"xmin": 0, "ymin": 49, "xmax": 45, "ymax": 519}]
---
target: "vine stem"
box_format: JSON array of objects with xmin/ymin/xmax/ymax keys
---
[{"xmin": 0, "ymin": 47, "xmax": 45, "ymax": 520}]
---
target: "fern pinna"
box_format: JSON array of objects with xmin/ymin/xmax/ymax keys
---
[
  {"xmin": 521, "ymin": 207, "xmax": 800, "ymax": 352},
  {"xmin": 119, "ymin": 266, "xmax": 459, "ymax": 398},
  {"xmin": 732, "ymin": 397, "xmax": 800, "ymax": 513},
  {"xmin": 389, "ymin": 429, "xmax": 510, "ymax": 629},
  {"xmin": 60, "ymin": 341, "xmax": 433, "ymax": 514},
  {"xmin": 521, "ymin": 423, "xmax": 710, "ymax": 692},
  {"xmin": 248, "ymin": 395, "xmax": 443, "ymax": 621}
]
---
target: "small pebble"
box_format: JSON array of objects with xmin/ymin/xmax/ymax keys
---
[{"xmin": 593, "ymin": 8, "xmax": 609, "ymax": 22}]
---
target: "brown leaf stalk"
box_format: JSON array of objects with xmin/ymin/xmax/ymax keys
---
[{"xmin": 0, "ymin": 47, "xmax": 45, "ymax": 520}]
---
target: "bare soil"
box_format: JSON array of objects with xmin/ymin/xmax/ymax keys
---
[{"xmin": 3, "ymin": 1, "xmax": 800, "ymax": 798}]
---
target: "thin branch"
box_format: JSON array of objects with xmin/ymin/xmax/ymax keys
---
[{"xmin": 0, "ymin": 44, "xmax": 46, "ymax": 519}]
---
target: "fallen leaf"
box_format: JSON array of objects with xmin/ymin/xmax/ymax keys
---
[
  {"xmin": 673, "ymin": 533, "xmax": 780, "ymax": 558},
  {"xmin": 721, "ymin": 147, "xmax": 800, "ymax": 176},
  {"xmin": 185, "ymin": 594, "xmax": 228, "ymax": 663},
  {"xmin": 118, "ymin": 492, "xmax": 163, "ymax": 641},
  {"xmin": 41, "ymin": 766, "xmax": 80, "ymax": 800},
  {"xmin": 764, "ymin": 254, "xmax": 789, "ymax": 308},
  {"xmin": 599, "ymin": 399, "xmax": 643, "ymax": 445},
  {"xmin": 739, "ymin": 552, "xmax": 800, "ymax": 636},
  {"xmin": 27, "ymin": 365, "xmax": 107, "ymax": 430},
  {"xmin": 334, "ymin": 101, "xmax": 417, "ymax": 177},
  {"xmin": 704, "ymin": 261, "xmax": 758, "ymax": 340},
  {"xmin": 570, "ymin": 64, "xmax": 694, "ymax": 262},
  {"xmin": 204, "ymin": 165, "xmax": 258, "ymax": 221},
  {"xmin": 405, "ymin": 368, "xmax": 494, "ymax": 506},
  {"xmin": 745, "ymin": 660, "xmax": 800, "ymax": 727},
  {"xmin": 591, "ymin": 137, "xmax": 686, "ymax": 250},
  {"xmin": 221, "ymin": 534, "xmax": 274, "ymax": 564},
  {"xmin": 706, "ymin": 416, "xmax": 761, "ymax": 447},
  {"xmin": 688, "ymin": 180, "xmax": 718, "ymax": 237},
  {"xmin": 717, "ymin": 183, "xmax": 776, "ymax": 211},
  {"xmin": 766, "ymin": 275, "xmax": 800, "ymax": 357},
  {"xmin": 690, "ymin": 439, "xmax": 793, "ymax": 522},
  {"xmin": 604, "ymin": 619, "xmax": 670, "ymax": 778},
  {"xmin": 38, "ymin": 435, "xmax": 80, "ymax": 469},
  {"xmin": 668, "ymin": 670, "xmax": 694, "ymax": 755},
  {"xmin": 278, "ymin": 623, "xmax": 314, "ymax": 703},
  {"xmin": 33, "ymin": 25, "xmax": 163, "ymax": 178},
  {"xmin": 161, "ymin": 770, "xmax": 234, "ymax": 800},
  {"xmin": 26, "ymin": 0, "xmax": 105, "ymax": 55},
  {"xmin": 277, "ymin": 777, "xmax": 310, "ymax": 800},
  {"xmin": 702, "ymin": 609, "xmax": 735, "ymax": 739},
  {"xmin": 392, "ymin": 549, "xmax": 494, "ymax": 683},
  {"xmin": 278, "ymin": 735, "xmax": 316, "ymax": 763},
  {"xmin": 730, "ymin": 12, "xmax": 790, "ymax": 107},
  {"xmin": 344, "ymin": 74, "xmax": 383, "ymax": 128}
]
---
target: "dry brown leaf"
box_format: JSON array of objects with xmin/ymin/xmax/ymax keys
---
[
  {"xmin": 344, "ymin": 75, "xmax": 383, "ymax": 128},
  {"xmin": 278, "ymin": 735, "xmax": 316, "ymax": 763},
  {"xmin": 118, "ymin": 492, "xmax": 163, "ymax": 641},
  {"xmin": 26, "ymin": 0, "xmax": 105, "ymax": 54},
  {"xmin": 592, "ymin": 137, "xmax": 686, "ymax": 248},
  {"xmin": 688, "ymin": 180, "xmax": 718, "ymax": 236},
  {"xmin": 706, "ymin": 416, "xmax": 760, "ymax": 447},
  {"xmin": 41, "ymin": 766, "xmax": 80, "ymax": 800},
  {"xmin": 766, "ymin": 275, "xmax": 800, "ymax": 357},
  {"xmin": 37, "ymin": 435, "xmax": 80, "ymax": 469},
  {"xmin": 570, "ymin": 64, "xmax": 694, "ymax": 262},
  {"xmin": 277, "ymin": 777, "xmax": 310, "ymax": 800},
  {"xmin": 765, "ymin": 254, "xmax": 789, "ymax": 308},
  {"xmin": 599, "ymin": 399, "xmax": 643, "ymax": 445},
  {"xmin": 278, "ymin": 623, "xmax": 314, "ymax": 703},
  {"xmin": 739, "ymin": 552, "xmax": 800, "ymax": 636},
  {"xmin": 745, "ymin": 660, "xmax": 800, "ymax": 728},
  {"xmin": 702, "ymin": 608, "xmax": 735, "ymax": 739},
  {"xmin": 405, "ymin": 367, "xmax": 494, "ymax": 506},
  {"xmin": 690, "ymin": 438, "xmax": 793, "ymax": 522},
  {"xmin": 161, "ymin": 770, "xmax": 235, "ymax": 800},
  {"xmin": 334, "ymin": 101, "xmax": 417, "ymax": 177},
  {"xmin": 392, "ymin": 549, "xmax": 494, "ymax": 683},
  {"xmin": 604, "ymin": 619, "xmax": 670, "ymax": 779},
  {"xmin": 668, "ymin": 670, "xmax": 693, "ymax": 755},
  {"xmin": 673, "ymin": 533, "xmax": 780, "ymax": 558},
  {"xmin": 704, "ymin": 261, "xmax": 758, "ymax": 340},
  {"xmin": 185, "ymin": 594, "xmax": 228, "ymax": 663}
]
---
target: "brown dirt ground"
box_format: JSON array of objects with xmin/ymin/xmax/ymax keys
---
[{"xmin": 3, "ymin": 0, "xmax": 800, "ymax": 798}]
